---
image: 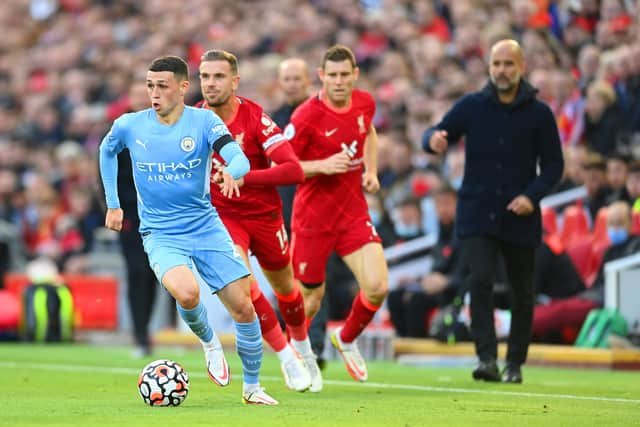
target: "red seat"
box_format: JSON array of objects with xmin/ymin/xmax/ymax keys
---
[
  {"xmin": 560, "ymin": 205, "xmax": 590, "ymax": 247},
  {"xmin": 4, "ymin": 273, "xmax": 119, "ymax": 330},
  {"xmin": 592, "ymin": 207, "xmax": 610, "ymax": 246},
  {"xmin": 541, "ymin": 207, "xmax": 558, "ymax": 234},
  {"xmin": 566, "ymin": 240, "xmax": 593, "ymax": 283},
  {"xmin": 632, "ymin": 211, "xmax": 640, "ymax": 236}
]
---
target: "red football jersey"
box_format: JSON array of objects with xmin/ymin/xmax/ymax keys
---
[
  {"xmin": 286, "ymin": 89, "xmax": 375, "ymax": 233},
  {"xmin": 197, "ymin": 97, "xmax": 286, "ymax": 216}
]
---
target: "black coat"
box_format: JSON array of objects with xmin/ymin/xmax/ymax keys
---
[{"xmin": 423, "ymin": 81, "xmax": 564, "ymax": 247}]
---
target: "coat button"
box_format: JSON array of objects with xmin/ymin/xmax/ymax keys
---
[
  {"xmin": 490, "ymin": 212, "xmax": 496, "ymax": 220},
  {"xmin": 499, "ymin": 138, "xmax": 504, "ymax": 145}
]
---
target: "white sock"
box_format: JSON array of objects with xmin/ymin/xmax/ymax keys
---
[
  {"xmin": 275, "ymin": 343, "xmax": 295, "ymax": 363},
  {"xmin": 291, "ymin": 337, "xmax": 313, "ymax": 355},
  {"xmin": 243, "ymin": 382, "xmax": 260, "ymax": 394},
  {"xmin": 201, "ymin": 331, "xmax": 222, "ymax": 349}
]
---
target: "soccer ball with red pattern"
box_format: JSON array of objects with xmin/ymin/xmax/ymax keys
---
[{"xmin": 138, "ymin": 359, "xmax": 189, "ymax": 406}]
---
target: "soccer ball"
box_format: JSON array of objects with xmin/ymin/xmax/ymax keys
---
[{"xmin": 138, "ymin": 359, "xmax": 189, "ymax": 407}]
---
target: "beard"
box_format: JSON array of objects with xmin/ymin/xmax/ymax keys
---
[
  {"xmin": 205, "ymin": 93, "xmax": 230, "ymax": 107},
  {"xmin": 491, "ymin": 76, "xmax": 517, "ymax": 93}
]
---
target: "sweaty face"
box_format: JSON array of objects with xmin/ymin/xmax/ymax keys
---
[
  {"xmin": 146, "ymin": 71, "xmax": 185, "ymax": 118},
  {"xmin": 199, "ymin": 60, "xmax": 238, "ymax": 107},
  {"xmin": 320, "ymin": 59, "xmax": 358, "ymax": 107},
  {"xmin": 489, "ymin": 45, "xmax": 524, "ymax": 94}
]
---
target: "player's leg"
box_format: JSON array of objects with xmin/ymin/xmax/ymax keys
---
[
  {"xmin": 159, "ymin": 262, "xmax": 229, "ymax": 387},
  {"xmin": 332, "ymin": 241, "xmax": 388, "ymax": 382},
  {"xmin": 248, "ymin": 217, "xmax": 313, "ymax": 391},
  {"xmin": 217, "ymin": 276, "xmax": 277, "ymax": 405},
  {"xmin": 234, "ymin": 241, "xmax": 310, "ymax": 393},
  {"xmin": 196, "ymin": 245, "xmax": 277, "ymax": 405}
]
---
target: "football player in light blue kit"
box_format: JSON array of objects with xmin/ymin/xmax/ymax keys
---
[{"xmin": 99, "ymin": 56, "xmax": 278, "ymax": 405}]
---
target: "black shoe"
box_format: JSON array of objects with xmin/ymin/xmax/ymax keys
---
[
  {"xmin": 472, "ymin": 360, "xmax": 501, "ymax": 382},
  {"xmin": 502, "ymin": 364, "xmax": 522, "ymax": 384}
]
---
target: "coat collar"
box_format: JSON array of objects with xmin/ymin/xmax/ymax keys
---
[{"xmin": 481, "ymin": 79, "xmax": 538, "ymax": 110}]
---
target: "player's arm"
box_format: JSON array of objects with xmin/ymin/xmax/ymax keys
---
[
  {"xmin": 362, "ymin": 123, "xmax": 380, "ymax": 193},
  {"xmin": 208, "ymin": 113, "xmax": 249, "ymax": 198},
  {"xmin": 99, "ymin": 121, "xmax": 125, "ymax": 231},
  {"xmin": 215, "ymin": 138, "xmax": 249, "ymax": 198},
  {"xmin": 299, "ymin": 152, "xmax": 351, "ymax": 178},
  {"xmin": 285, "ymin": 116, "xmax": 350, "ymax": 178},
  {"xmin": 243, "ymin": 140, "xmax": 304, "ymax": 186}
]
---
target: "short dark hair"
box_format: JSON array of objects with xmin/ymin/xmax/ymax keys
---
[
  {"xmin": 322, "ymin": 44, "xmax": 357, "ymax": 70},
  {"xmin": 582, "ymin": 152, "xmax": 606, "ymax": 171},
  {"xmin": 200, "ymin": 49, "xmax": 239, "ymax": 74},
  {"xmin": 148, "ymin": 56, "xmax": 189, "ymax": 81},
  {"xmin": 629, "ymin": 160, "xmax": 640, "ymax": 174}
]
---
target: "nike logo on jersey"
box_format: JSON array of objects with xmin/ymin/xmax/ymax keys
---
[
  {"xmin": 341, "ymin": 140, "xmax": 358, "ymax": 158},
  {"xmin": 136, "ymin": 139, "xmax": 147, "ymax": 150},
  {"xmin": 325, "ymin": 128, "xmax": 338, "ymax": 137}
]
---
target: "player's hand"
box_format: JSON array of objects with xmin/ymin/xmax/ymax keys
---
[
  {"xmin": 507, "ymin": 195, "xmax": 534, "ymax": 216},
  {"xmin": 105, "ymin": 208, "xmax": 124, "ymax": 231},
  {"xmin": 362, "ymin": 171, "xmax": 380, "ymax": 193},
  {"xmin": 218, "ymin": 171, "xmax": 241, "ymax": 198},
  {"xmin": 429, "ymin": 130, "xmax": 448, "ymax": 154},
  {"xmin": 323, "ymin": 151, "xmax": 351, "ymax": 175}
]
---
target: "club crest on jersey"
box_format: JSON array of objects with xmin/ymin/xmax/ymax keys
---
[
  {"xmin": 357, "ymin": 114, "xmax": 366, "ymax": 134},
  {"xmin": 180, "ymin": 137, "xmax": 196, "ymax": 152},
  {"xmin": 261, "ymin": 114, "xmax": 277, "ymax": 136}
]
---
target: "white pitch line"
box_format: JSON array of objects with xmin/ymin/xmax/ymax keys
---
[{"xmin": 3, "ymin": 361, "xmax": 639, "ymax": 405}]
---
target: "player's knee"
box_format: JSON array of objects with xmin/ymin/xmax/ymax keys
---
[
  {"xmin": 174, "ymin": 287, "xmax": 200, "ymax": 309},
  {"xmin": 229, "ymin": 300, "xmax": 256, "ymax": 323},
  {"xmin": 364, "ymin": 278, "xmax": 389, "ymax": 305}
]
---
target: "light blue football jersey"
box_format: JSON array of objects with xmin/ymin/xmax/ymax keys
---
[{"xmin": 100, "ymin": 106, "xmax": 235, "ymax": 248}]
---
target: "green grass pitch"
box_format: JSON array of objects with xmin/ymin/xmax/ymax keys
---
[{"xmin": 2, "ymin": 343, "xmax": 639, "ymax": 426}]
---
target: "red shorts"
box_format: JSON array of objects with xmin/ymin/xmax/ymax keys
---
[
  {"xmin": 291, "ymin": 216, "xmax": 381, "ymax": 283},
  {"xmin": 219, "ymin": 211, "xmax": 290, "ymax": 271}
]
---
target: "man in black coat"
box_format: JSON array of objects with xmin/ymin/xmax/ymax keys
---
[{"xmin": 422, "ymin": 39, "xmax": 563, "ymax": 383}]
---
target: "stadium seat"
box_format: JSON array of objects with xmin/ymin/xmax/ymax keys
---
[
  {"xmin": 591, "ymin": 207, "xmax": 610, "ymax": 248},
  {"xmin": 4, "ymin": 273, "xmax": 119, "ymax": 330},
  {"xmin": 565, "ymin": 240, "xmax": 594, "ymax": 284},
  {"xmin": 541, "ymin": 206, "xmax": 558, "ymax": 234},
  {"xmin": 632, "ymin": 211, "xmax": 640, "ymax": 236},
  {"xmin": 560, "ymin": 205, "xmax": 590, "ymax": 247}
]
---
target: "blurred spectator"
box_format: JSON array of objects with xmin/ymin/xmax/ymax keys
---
[
  {"xmin": 605, "ymin": 150, "xmax": 632, "ymax": 203},
  {"xmin": 271, "ymin": 58, "xmax": 311, "ymax": 236},
  {"xmin": 582, "ymin": 152, "xmax": 613, "ymax": 220},
  {"xmin": 583, "ymin": 79, "xmax": 625, "ymax": 156},
  {"xmin": 365, "ymin": 192, "xmax": 396, "ymax": 248},
  {"xmin": 627, "ymin": 161, "xmax": 640, "ymax": 213},
  {"xmin": 389, "ymin": 194, "xmax": 424, "ymax": 243},
  {"xmin": 388, "ymin": 182, "xmax": 464, "ymax": 338},
  {"xmin": 532, "ymin": 201, "xmax": 640, "ymax": 342}
]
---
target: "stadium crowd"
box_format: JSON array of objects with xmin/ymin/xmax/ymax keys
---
[{"xmin": 1, "ymin": 0, "xmax": 640, "ymax": 344}]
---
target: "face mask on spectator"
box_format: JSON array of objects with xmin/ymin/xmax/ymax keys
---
[
  {"xmin": 394, "ymin": 222, "xmax": 421, "ymax": 238},
  {"xmin": 607, "ymin": 227, "xmax": 628, "ymax": 245},
  {"xmin": 368, "ymin": 208, "xmax": 382, "ymax": 226}
]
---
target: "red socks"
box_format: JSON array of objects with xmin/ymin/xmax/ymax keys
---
[
  {"xmin": 274, "ymin": 286, "xmax": 307, "ymax": 342},
  {"xmin": 250, "ymin": 282, "xmax": 287, "ymax": 352},
  {"xmin": 340, "ymin": 291, "xmax": 380, "ymax": 343}
]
